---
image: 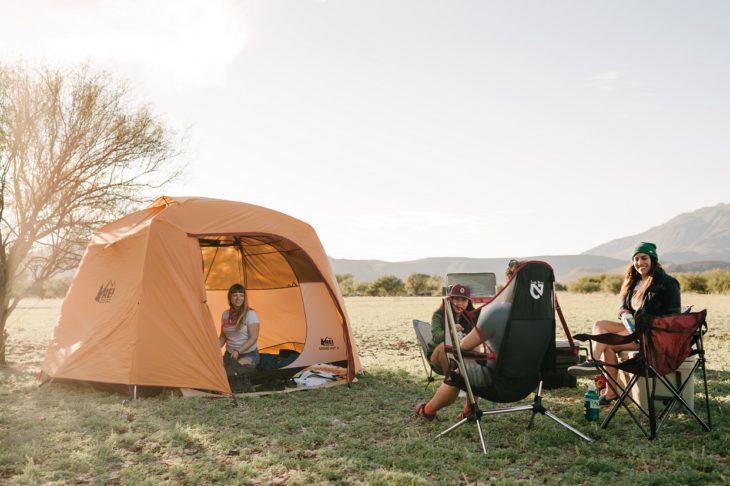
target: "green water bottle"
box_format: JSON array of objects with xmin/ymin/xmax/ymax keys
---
[{"xmin": 584, "ymin": 383, "xmax": 600, "ymax": 422}]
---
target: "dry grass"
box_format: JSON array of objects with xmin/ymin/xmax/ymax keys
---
[
  {"xmin": 2, "ymin": 293, "xmax": 729, "ymax": 484},
  {"xmin": 348, "ymin": 293, "xmax": 730, "ymax": 375}
]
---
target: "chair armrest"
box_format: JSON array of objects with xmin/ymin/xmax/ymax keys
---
[
  {"xmin": 573, "ymin": 332, "xmax": 636, "ymax": 346},
  {"xmin": 444, "ymin": 345, "xmax": 496, "ymax": 362}
]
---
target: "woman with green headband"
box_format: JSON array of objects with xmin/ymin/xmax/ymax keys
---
[{"xmin": 568, "ymin": 242, "xmax": 681, "ymax": 405}]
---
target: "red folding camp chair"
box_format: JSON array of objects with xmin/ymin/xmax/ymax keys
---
[{"xmin": 574, "ymin": 310, "xmax": 712, "ymax": 440}]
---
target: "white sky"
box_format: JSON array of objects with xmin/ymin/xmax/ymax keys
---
[{"xmin": 2, "ymin": 0, "xmax": 729, "ymax": 261}]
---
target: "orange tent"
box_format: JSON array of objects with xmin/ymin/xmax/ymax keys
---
[{"xmin": 42, "ymin": 196, "xmax": 361, "ymax": 395}]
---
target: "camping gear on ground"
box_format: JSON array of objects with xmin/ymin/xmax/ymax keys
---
[
  {"xmin": 41, "ymin": 196, "xmax": 361, "ymax": 396},
  {"xmin": 436, "ymin": 261, "xmax": 592, "ymax": 453},
  {"xmin": 584, "ymin": 384, "xmax": 600, "ymax": 422},
  {"xmin": 574, "ymin": 310, "xmax": 711, "ymax": 440}
]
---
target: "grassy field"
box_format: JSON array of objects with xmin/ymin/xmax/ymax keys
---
[{"xmin": 1, "ymin": 294, "xmax": 729, "ymax": 485}]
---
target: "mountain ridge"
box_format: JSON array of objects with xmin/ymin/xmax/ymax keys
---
[{"xmin": 329, "ymin": 203, "xmax": 730, "ymax": 283}]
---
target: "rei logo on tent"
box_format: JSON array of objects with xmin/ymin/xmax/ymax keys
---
[
  {"xmin": 95, "ymin": 280, "xmax": 116, "ymax": 304},
  {"xmin": 530, "ymin": 280, "xmax": 544, "ymax": 300},
  {"xmin": 319, "ymin": 337, "xmax": 338, "ymax": 350}
]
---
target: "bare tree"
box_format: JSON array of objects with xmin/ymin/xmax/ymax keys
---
[{"xmin": 0, "ymin": 64, "xmax": 180, "ymax": 365}]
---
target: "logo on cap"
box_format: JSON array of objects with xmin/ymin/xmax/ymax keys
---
[{"xmin": 449, "ymin": 284, "xmax": 471, "ymax": 299}]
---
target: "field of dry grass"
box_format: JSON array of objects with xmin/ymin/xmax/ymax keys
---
[
  {"xmin": 2, "ymin": 293, "xmax": 729, "ymax": 484},
  {"xmin": 348, "ymin": 292, "xmax": 730, "ymax": 376},
  {"xmin": 6, "ymin": 292, "xmax": 730, "ymax": 375}
]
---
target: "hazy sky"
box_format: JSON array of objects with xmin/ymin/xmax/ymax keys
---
[{"xmin": 2, "ymin": 1, "xmax": 729, "ymax": 261}]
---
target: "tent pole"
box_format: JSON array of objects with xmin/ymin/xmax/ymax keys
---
[{"xmin": 133, "ymin": 385, "xmax": 137, "ymax": 400}]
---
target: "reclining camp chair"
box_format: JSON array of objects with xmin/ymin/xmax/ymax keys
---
[
  {"xmin": 413, "ymin": 319, "xmax": 442, "ymax": 390},
  {"xmin": 437, "ymin": 260, "xmax": 592, "ymax": 453},
  {"xmin": 574, "ymin": 310, "xmax": 712, "ymax": 440}
]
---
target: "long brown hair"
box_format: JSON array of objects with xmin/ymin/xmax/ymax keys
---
[
  {"xmin": 618, "ymin": 256, "xmax": 665, "ymax": 311},
  {"xmin": 227, "ymin": 283, "xmax": 250, "ymax": 331}
]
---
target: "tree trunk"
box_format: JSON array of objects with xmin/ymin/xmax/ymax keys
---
[
  {"xmin": 0, "ymin": 273, "xmax": 7, "ymax": 366},
  {"xmin": 0, "ymin": 313, "xmax": 7, "ymax": 366}
]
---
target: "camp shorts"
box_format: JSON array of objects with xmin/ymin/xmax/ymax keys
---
[{"xmin": 224, "ymin": 349, "xmax": 260, "ymax": 366}]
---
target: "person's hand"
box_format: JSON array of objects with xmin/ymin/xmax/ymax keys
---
[
  {"xmin": 231, "ymin": 350, "xmax": 239, "ymax": 360},
  {"xmin": 455, "ymin": 324, "xmax": 464, "ymax": 332}
]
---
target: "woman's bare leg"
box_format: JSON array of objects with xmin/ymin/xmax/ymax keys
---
[
  {"xmin": 429, "ymin": 343, "xmax": 449, "ymax": 374},
  {"xmin": 602, "ymin": 342, "xmax": 639, "ymax": 399},
  {"xmin": 427, "ymin": 382, "xmax": 461, "ymax": 412},
  {"xmin": 590, "ymin": 320, "xmax": 629, "ymax": 360}
]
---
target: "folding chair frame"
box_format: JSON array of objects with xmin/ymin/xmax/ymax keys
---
[
  {"xmin": 576, "ymin": 311, "xmax": 712, "ymax": 440},
  {"xmin": 436, "ymin": 294, "xmax": 592, "ymax": 454},
  {"xmin": 412, "ymin": 320, "xmax": 441, "ymax": 391}
]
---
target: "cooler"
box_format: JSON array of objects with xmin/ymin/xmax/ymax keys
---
[{"xmin": 619, "ymin": 351, "xmax": 697, "ymax": 411}]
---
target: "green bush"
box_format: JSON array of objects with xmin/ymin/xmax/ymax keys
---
[
  {"xmin": 568, "ymin": 275, "xmax": 604, "ymax": 293},
  {"xmin": 367, "ymin": 275, "xmax": 405, "ymax": 296},
  {"xmin": 601, "ymin": 275, "xmax": 623, "ymax": 294},
  {"xmin": 704, "ymin": 269, "xmax": 730, "ymax": 294},
  {"xmin": 404, "ymin": 273, "xmax": 444, "ymax": 296},
  {"xmin": 554, "ymin": 282, "xmax": 567, "ymax": 291},
  {"xmin": 675, "ymin": 273, "xmax": 708, "ymax": 293}
]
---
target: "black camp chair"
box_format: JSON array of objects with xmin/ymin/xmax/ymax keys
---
[
  {"xmin": 574, "ymin": 310, "xmax": 712, "ymax": 440},
  {"xmin": 413, "ymin": 319, "xmax": 443, "ymax": 390},
  {"xmin": 437, "ymin": 261, "xmax": 592, "ymax": 453}
]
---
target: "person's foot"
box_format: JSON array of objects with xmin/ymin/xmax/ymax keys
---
[
  {"xmin": 599, "ymin": 394, "xmax": 617, "ymax": 407},
  {"xmin": 415, "ymin": 402, "xmax": 437, "ymax": 421},
  {"xmin": 567, "ymin": 360, "xmax": 599, "ymax": 377}
]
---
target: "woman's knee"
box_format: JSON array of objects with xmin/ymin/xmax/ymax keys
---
[{"xmin": 593, "ymin": 320, "xmax": 610, "ymax": 332}]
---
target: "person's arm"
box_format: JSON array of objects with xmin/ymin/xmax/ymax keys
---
[
  {"xmin": 618, "ymin": 294, "xmax": 632, "ymax": 319},
  {"xmin": 219, "ymin": 312, "xmax": 227, "ymax": 347},
  {"xmin": 459, "ymin": 327, "xmax": 483, "ymax": 351}
]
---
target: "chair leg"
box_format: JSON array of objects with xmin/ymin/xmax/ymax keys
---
[{"xmin": 436, "ymin": 404, "xmax": 488, "ymax": 454}]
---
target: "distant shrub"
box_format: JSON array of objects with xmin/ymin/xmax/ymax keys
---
[
  {"xmin": 405, "ymin": 273, "xmax": 444, "ymax": 296},
  {"xmin": 675, "ymin": 273, "xmax": 708, "ymax": 294},
  {"xmin": 25, "ymin": 277, "xmax": 72, "ymax": 299},
  {"xmin": 367, "ymin": 275, "xmax": 405, "ymax": 296},
  {"xmin": 554, "ymin": 282, "xmax": 567, "ymax": 291},
  {"xmin": 336, "ymin": 273, "xmax": 370, "ymax": 296},
  {"xmin": 566, "ymin": 269, "xmax": 730, "ymax": 295},
  {"xmin": 568, "ymin": 275, "xmax": 604, "ymax": 293},
  {"xmin": 704, "ymin": 269, "xmax": 730, "ymax": 294},
  {"xmin": 600, "ymin": 275, "xmax": 623, "ymax": 294}
]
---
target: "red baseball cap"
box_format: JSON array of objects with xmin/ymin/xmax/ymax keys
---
[{"xmin": 448, "ymin": 284, "xmax": 471, "ymax": 299}]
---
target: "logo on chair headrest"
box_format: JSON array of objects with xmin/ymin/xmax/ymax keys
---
[{"xmin": 530, "ymin": 281, "xmax": 544, "ymax": 300}]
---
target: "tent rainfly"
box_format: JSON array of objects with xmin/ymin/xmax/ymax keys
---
[{"xmin": 42, "ymin": 196, "xmax": 361, "ymax": 395}]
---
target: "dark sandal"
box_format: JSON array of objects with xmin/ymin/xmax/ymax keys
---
[{"xmin": 415, "ymin": 402, "xmax": 437, "ymax": 421}]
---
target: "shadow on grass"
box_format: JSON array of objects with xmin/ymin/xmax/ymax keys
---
[{"xmin": 2, "ymin": 367, "xmax": 729, "ymax": 484}]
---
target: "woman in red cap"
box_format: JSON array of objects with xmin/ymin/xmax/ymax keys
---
[
  {"xmin": 568, "ymin": 242, "xmax": 681, "ymax": 405},
  {"xmin": 416, "ymin": 261, "xmax": 521, "ymax": 421},
  {"xmin": 426, "ymin": 283, "xmax": 478, "ymax": 375}
]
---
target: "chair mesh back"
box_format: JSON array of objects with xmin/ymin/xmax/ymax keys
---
[
  {"xmin": 460, "ymin": 261, "xmax": 556, "ymax": 403},
  {"xmin": 637, "ymin": 310, "xmax": 706, "ymax": 376},
  {"xmin": 412, "ymin": 320, "xmax": 432, "ymax": 355}
]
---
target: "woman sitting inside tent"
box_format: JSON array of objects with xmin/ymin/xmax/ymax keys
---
[{"xmin": 219, "ymin": 283, "xmax": 261, "ymax": 366}]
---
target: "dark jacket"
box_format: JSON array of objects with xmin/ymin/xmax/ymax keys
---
[
  {"xmin": 427, "ymin": 306, "xmax": 479, "ymax": 357},
  {"xmin": 618, "ymin": 270, "xmax": 681, "ymax": 318}
]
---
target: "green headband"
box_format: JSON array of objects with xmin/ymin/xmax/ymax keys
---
[{"xmin": 633, "ymin": 242, "xmax": 658, "ymax": 261}]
